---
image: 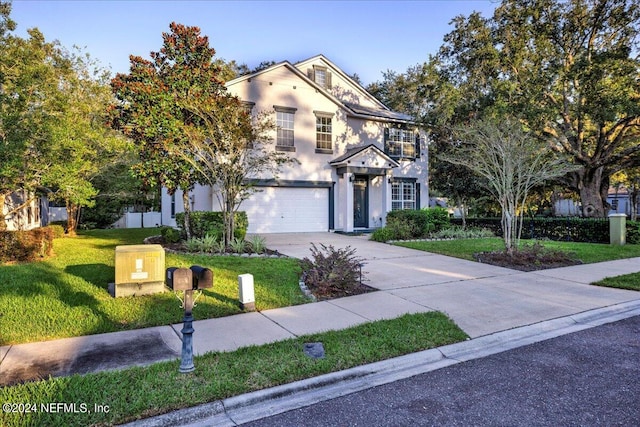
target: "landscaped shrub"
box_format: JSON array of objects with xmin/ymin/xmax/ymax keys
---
[
  {"xmin": 228, "ymin": 237, "xmax": 246, "ymax": 253},
  {"xmin": 432, "ymin": 226, "xmax": 495, "ymax": 239},
  {"xmin": 175, "ymin": 211, "xmax": 248, "ymax": 240},
  {"xmin": 49, "ymin": 220, "xmax": 68, "ymax": 235},
  {"xmin": 300, "ymin": 243, "xmax": 365, "ymax": 298},
  {"xmin": 376, "ymin": 208, "xmax": 451, "ymax": 241},
  {"xmin": 627, "ymin": 221, "xmax": 640, "ymax": 244},
  {"xmin": 48, "ymin": 224, "xmax": 66, "ymax": 239},
  {"xmin": 248, "ymin": 235, "xmax": 266, "ymax": 254},
  {"xmin": 184, "ymin": 234, "xmax": 221, "ymax": 253},
  {"xmin": 160, "ymin": 226, "xmax": 181, "ymax": 243},
  {"xmin": 371, "ymin": 226, "xmax": 394, "ymax": 242},
  {"xmin": 0, "ymin": 227, "xmax": 54, "ymax": 263}
]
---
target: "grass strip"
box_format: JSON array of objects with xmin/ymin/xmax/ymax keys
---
[
  {"xmin": 0, "ymin": 229, "xmax": 306, "ymax": 345},
  {"xmin": 0, "ymin": 311, "xmax": 468, "ymax": 427},
  {"xmin": 592, "ymin": 272, "xmax": 640, "ymax": 291},
  {"xmin": 395, "ymin": 237, "xmax": 640, "ymax": 264}
]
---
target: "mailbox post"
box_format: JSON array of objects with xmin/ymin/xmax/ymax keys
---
[{"xmin": 165, "ymin": 265, "xmax": 213, "ymax": 374}]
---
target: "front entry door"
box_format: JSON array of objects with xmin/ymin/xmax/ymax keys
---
[{"xmin": 353, "ymin": 176, "xmax": 368, "ymax": 228}]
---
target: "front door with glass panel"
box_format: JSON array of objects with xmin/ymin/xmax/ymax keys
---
[{"xmin": 353, "ymin": 176, "xmax": 368, "ymax": 228}]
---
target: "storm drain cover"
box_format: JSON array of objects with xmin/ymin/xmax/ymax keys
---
[{"xmin": 303, "ymin": 342, "xmax": 325, "ymax": 359}]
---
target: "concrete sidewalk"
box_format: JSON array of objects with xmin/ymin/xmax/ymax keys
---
[{"xmin": 2, "ymin": 233, "xmax": 640, "ymax": 389}]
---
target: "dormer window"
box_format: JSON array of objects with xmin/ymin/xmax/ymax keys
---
[
  {"xmin": 315, "ymin": 68, "xmax": 327, "ymax": 87},
  {"xmin": 308, "ymin": 65, "xmax": 332, "ymax": 89}
]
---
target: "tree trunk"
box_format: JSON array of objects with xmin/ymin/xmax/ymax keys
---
[
  {"xmin": 576, "ymin": 167, "xmax": 608, "ymax": 218},
  {"xmin": 0, "ymin": 193, "xmax": 6, "ymax": 231},
  {"xmin": 631, "ymin": 184, "xmax": 639, "ymax": 221},
  {"xmin": 66, "ymin": 200, "xmax": 78, "ymax": 237},
  {"xmin": 223, "ymin": 188, "xmax": 235, "ymax": 246},
  {"xmin": 502, "ymin": 208, "xmax": 514, "ymax": 256},
  {"xmin": 181, "ymin": 190, "xmax": 191, "ymax": 239}
]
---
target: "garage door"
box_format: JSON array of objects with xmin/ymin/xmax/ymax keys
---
[{"xmin": 242, "ymin": 187, "xmax": 329, "ymax": 233}]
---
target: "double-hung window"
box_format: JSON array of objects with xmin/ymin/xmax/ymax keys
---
[
  {"xmin": 391, "ymin": 181, "xmax": 416, "ymax": 210},
  {"xmin": 310, "ymin": 65, "xmax": 331, "ymax": 89},
  {"xmin": 274, "ymin": 106, "xmax": 296, "ymax": 151},
  {"xmin": 387, "ymin": 128, "xmax": 416, "ymax": 159},
  {"xmin": 314, "ymin": 111, "xmax": 334, "ymax": 153}
]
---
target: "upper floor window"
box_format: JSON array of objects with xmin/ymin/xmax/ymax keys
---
[
  {"xmin": 274, "ymin": 106, "xmax": 297, "ymax": 151},
  {"xmin": 314, "ymin": 111, "xmax": 334, "ymax": 153},
  {"xmin": 315, "ymin": 68, "xmax": 327, "ymax": 87},
  {"xmin": 385, "ymin": 127, "xmax": 419, "ymax": 159},
  {"xmin": 309, "ymin": 65, "xmax": 332, "ymax": 89}
]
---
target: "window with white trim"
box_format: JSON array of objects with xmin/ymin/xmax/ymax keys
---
[
  {"xmin": 388, "ymin": 128, "xmax": 416, "ymax": 158},
  {"xmin": 391, "ymin": 181, "xmax": 416, "ymax": 210},
  {"xmin": 310, "ymin": 65, "xmax": 331, "ymax": 89},
  {"xmin": 275, "ymin": 106, "xmax": 296, "ymax": 150},
  {"xmin": 315, "ymin": 112, "xmax": 333, "ymax": 152}
]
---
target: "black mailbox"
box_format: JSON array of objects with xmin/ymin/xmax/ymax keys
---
[
  {"xmin": 166, "ymin": 267, "xmax": 193, "ymax": 291},
  {"xmin": 190, "ymin": 265, "xmax": 213, "ymax": 290}
]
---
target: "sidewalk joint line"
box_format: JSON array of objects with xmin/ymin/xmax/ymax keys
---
[{"xmin": 257, "ymin": 311, "xmax": 300, "ymax": 338}]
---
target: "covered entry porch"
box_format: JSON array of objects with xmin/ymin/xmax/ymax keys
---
[{"xmin": 330, "ymin": 145, "xmax": 400, "ymax": 232}]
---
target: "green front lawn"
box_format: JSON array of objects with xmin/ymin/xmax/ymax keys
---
[
  {"xmin": 0, "ymin": 229, "xmax": 306, "ymax": 345},
  {"xmin": 395, "ymin": 237, "xmax": 640, "ymax": 264},
  {"xmin": 0, "ymin": 311, "xmax": 468, "ymax": 427}
]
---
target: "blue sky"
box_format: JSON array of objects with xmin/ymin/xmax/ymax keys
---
[{"xmin": 10, "ymin": 0, "xmax": 498, "ymax": 85}]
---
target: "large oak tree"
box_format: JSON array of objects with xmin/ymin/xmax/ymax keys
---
[{"xmin": 439, "ymin": 0, "xmax": 640, "ymax": 217}]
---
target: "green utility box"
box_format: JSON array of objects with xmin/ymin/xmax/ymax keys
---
[
  {"xmin": 113, "ymin": 244, "xmax": 166, "ymax": 297},
  {"xmin": 609, "ymin": 213, "xmax": 626, "ymax": 246}
]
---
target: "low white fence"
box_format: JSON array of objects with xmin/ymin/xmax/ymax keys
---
[{"xmin": 111, "ymin": 212, "xmax": 162, "ymax": 229}]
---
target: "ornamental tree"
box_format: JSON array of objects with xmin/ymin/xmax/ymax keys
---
[
  {"xmin": 111, "ymin": 23, "xmax": 228, "ymax": 238},
  {"xmin": 179, "ymin": 97, "xmax": 294, "ymax": 245},
  {"xmin": 442, "ymin": 118, "xmax": 579, "ymax": 255}
]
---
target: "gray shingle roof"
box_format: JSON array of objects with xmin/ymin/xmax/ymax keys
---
[{"xmin": 343, "ymin": 102, "xmax": 414, "ymax": 122}]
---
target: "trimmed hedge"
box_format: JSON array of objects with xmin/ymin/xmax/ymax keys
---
[
  {"xmin": 627, "ymin": 221, "xmax": 640, "ymax": 244},
  {"xmin": 0, "ymin": 227, "xmax": 55, "ymax": 263},
  {"xmin": 451, "ymin": 217, "xmax": 610, "ymax": 244},
  {"xmin": 372, "ymin": 208, "xmax": 450, "ymax": 241},
  {"xmin": 175, "ymin": 211, "xmax": 248, "ymax": 240}
]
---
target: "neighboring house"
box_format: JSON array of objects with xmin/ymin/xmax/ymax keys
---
[
  {"xmin": 553, "ymin": 187, "xmax": 639, "ymax": 217},
  {"xmin": 607, "ymin": 186, "xmax": 639, "ymax": 217},
  {"xmin": 161, "ymin": 55, "xmax": 428, "ymax": 233},
  {"xmin": 3, "ymin": 190, "xmax": 48, "ymax": 231}
]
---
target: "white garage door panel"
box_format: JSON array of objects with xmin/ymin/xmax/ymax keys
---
[{"xmin": 243, "ymin": 187, "xmax": 329, "ymax": 233}]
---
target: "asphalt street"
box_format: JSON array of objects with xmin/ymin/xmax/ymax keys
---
[{"xmin": 242, "ymin": 315, "xmax": 640, "ymax": 427}]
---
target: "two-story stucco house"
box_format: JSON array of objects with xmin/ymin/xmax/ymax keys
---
[{"xmin": 160, "ymin": 55, "xmax": 428, "ymax": 233}]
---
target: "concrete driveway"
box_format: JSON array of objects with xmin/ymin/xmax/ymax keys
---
[
  {"xmin": 259, "ymin": 232, "xmax": 640, "ymax": 338},
  {"xmin": 260, "ymin": 232, "xmax": 516, "ymax": 290}
]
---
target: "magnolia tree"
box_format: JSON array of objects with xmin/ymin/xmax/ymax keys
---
[
  {"xmin": 111, "ymin": 23, "xmax": 228, "ymax": 238},
  {"xmin": 442, "ymin": 118, "xmax": 579, "ymax": 255},
  {"xmin": 180, "ymin": 97, "xmax": 295, "ymax": 245}
]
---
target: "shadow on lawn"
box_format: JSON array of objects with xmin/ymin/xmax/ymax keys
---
[
  {"xmin": 65, "ymin": 263, "xmax": 114, "ymax": 291},
  {"xmin": 0, "ymin": 262, "xmax": 107, "ymax": 345}
]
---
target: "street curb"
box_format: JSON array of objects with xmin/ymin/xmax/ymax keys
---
[{"xmin": 122, "ymin": 300, "xmax": 640, "ymax": 427}]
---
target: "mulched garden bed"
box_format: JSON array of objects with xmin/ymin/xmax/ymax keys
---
[
  {"xmin": 474, "ymin": 243, "xmax": 583, "ymax": 271},
  {"xmin": 309, "ymin": 281, "xmax": 377, "ymax": 301}
]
